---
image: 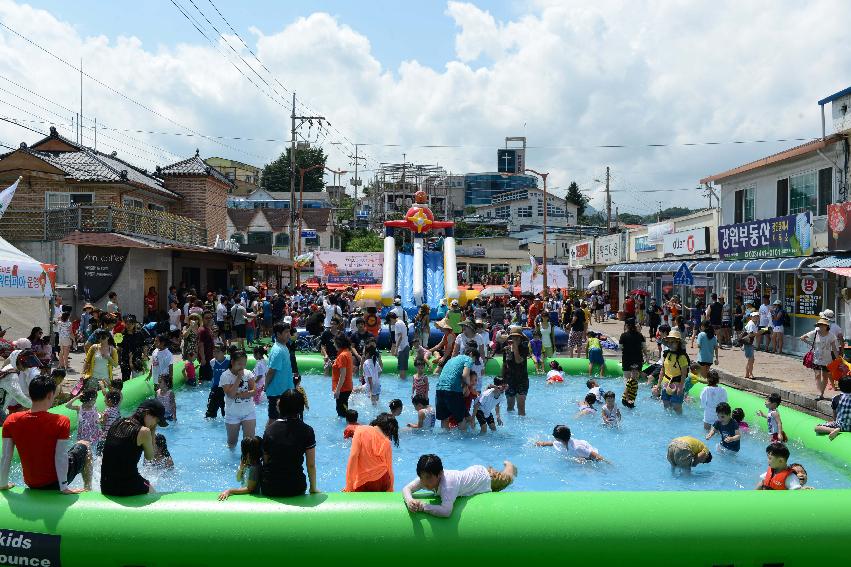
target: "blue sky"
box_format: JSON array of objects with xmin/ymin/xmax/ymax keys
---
[{"xmin": 30, "ymin": 0, "xmax": 517, "ymax": 72}]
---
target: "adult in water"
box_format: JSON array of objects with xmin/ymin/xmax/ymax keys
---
[
  {"xmin": 344, "ymin": 412, "xmax": 399, "ymax": 492},
  {"xmin": 100, "ymin": 398, "xmax": 168, "ymax": 496},
  {"xmin": 260, "ymin": 389, "xmax": 318, "ymax": 497}
]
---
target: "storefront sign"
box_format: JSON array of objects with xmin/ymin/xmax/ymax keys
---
[
  {"xmin": 78, "ymin": 246, "xmax": 129, "ymax": 302},
  {"xmin": 300, "ymin": 230, "xmax": 317, "ymax": 239},
  {"xmin": 594, "ymin": 234, "xmax": 622, "ymax": 264},
  {"xmin": 521, "ymin": 264, "xmax": 570, "ymax": 293},
  {"xmin": 634, "ymin": 235, "xmax": 656, "ymax": 253},
  {"xmin": 744, "ymin": 274, "xmax": 758, "ymax": 293},
  {"xmin": 796, "ymin": 275, "xmax": 823, "ymax": 316},
  {"xmin": 569, "ymin": 241, "xmax": 593, "ymax": 267},
  {"xmin": 718, "ymin": 212, "xmax": 813, "ymax": 259},
  {"xmin": 0, "ymin": 529, "xmax": 61, "ymax": 567},
  {"xmin": 663, "ymin": 227, "xmax": 709, "ymax": 256},
  {"xmin": 827, "ymin": 203, "xmax": 851, "ymax": 251},
  {"xmin": 647, "ymin": 221, "xmax": 675, "ymax": 244},
  {"xmin": 456, "ymin": 246, "xmax": 486, "ymax": 257},
  {"xmin": 313, "ymin": 251, "xmax": 382, "ymax": 284}
]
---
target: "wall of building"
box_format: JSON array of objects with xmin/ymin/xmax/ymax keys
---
[{"xmin": 166, "ymin": 176, "xmax": 229, "ymax": 245}]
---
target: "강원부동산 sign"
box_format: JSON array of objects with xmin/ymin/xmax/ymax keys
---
[{"xmin": 718, "ymin": 213, "xmax": 812, "ymax": 259}]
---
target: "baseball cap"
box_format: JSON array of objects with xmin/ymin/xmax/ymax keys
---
[{"xmin": 138, "ymin": 398, "xmax": 169, "ymax": 427}]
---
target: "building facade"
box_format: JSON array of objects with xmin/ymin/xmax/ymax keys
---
[
  {"xmin": 475, "ymin": 187, "xmax": 577, "ymax": 229},
  {"xmin": 205, "ymin": 156, "xmax": 262, "ymax": 196},
  {"xmin": 463, "ymin": 172, "xmax": 538, "ymax": 206}
]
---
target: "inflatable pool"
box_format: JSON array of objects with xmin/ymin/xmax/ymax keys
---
[{"xmin": 1, "ymin": 356, "xmax": 850, "ymax": 567}]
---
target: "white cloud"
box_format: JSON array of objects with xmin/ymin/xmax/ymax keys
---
[{"xmin": 0, "ymin": 0, "xmax": 849, "ymax": 213}]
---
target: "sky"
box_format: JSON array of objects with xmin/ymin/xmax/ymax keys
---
[{"xmin": 0, "ymin": 0, "xmax": 849, "ymax": 214}]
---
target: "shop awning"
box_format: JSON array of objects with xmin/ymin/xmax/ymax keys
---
[
  {"xmin": 604, "ymin": 261, "xmax": 689, "ymax": 273},
  {"xmin": 810, "ymin": 255, "xmax": 851, "ymax": 276},
  {"xmin": 692, "ymin": 257, "xmax": 813, "ymax": 273}
]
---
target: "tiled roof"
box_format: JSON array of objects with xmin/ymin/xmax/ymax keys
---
[
  {"xmin": 160, "ymin": 151, "xmax": 235, "ymax": 187},
  {"xmin": 700, "ymin": 135, "xmax": 842, "ymax": 184},
  {"xmin": 226, "ymin": 209, "xmax": 259, "ymax": 232},
  {"xmin": 60, "ymin": 230, "xmax": 255, "ymax": 258},
  {"xmin": 227, "ymin": 207, "xmax": 331, "ymax": 233}
]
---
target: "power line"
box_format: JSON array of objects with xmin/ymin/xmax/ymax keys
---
[{"xmin": 0, "ymin": 19, "xmax": 264, "ymax": 160}]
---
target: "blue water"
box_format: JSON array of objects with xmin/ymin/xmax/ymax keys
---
[{"xmin": 8, "ymin": 375, "xmax": 851, "ymax": 492}]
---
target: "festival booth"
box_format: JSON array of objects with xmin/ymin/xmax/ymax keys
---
[{"xmin": 0, "ymin": 235, "xmax": 56, "ymax": 335}]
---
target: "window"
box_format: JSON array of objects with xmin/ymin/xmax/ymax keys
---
[
  {"xmin": 789, "ymin": 171, "xmax": 817, "ymax": 215},
  {"xmin": 517, "ymin": 205, "xmax": 532, "ymax": 218},
  {"xmin": 148, "ymin": 204, "xmax": 165, "ymax": 212},
  {"xmin": 776, "ymin": 178, "xmax": 788, "ymax": 216},
  {"xmin": 45, "ymin": 192, "xmax": 93, "ymax": 209},
  {"xmin": 305, "ymin": 236, "xmax": 320, "ymax": 247},
  {"xmin": 495, "ymin": 205, "xmax": 511, "ymax": 219},
  {"xmin": 744, "ymin": 187, "xmax": 754, "ymax": 221},
  {"xmin": 734, "ymin": 187, "xmax": 754, "ymax": 223},
  {"xmin": 537, "ymin": 200, "xmax": 544, "ymax": 216},
  {"xmin": 248, "ymin": 231, "xmax": 272, "ymax": 245},
  {"xmin": 230, "ymin": 232, "xmax": 245, "ymax": 244},
  {"xmin": 274, "ymin": 233, "xmax": 289, "ymax": 247},
  {"xmin": 123, "ymin": 197, "xmax": 143, "ymax": 209},
  {"xmin": 818, "ymin": 167, "xmax": 833, "ymax": 216}
]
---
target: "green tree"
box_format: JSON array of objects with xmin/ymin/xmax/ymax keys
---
[
  {"xmin": 463, "ymin": 205, "xmax": 477, "ymax": 215},
  {"xmin": 618, "ymin": 212, "xmax": 644, "ymax": 225},
  {"xmin": 565, "ymin": 181, "xmax": 589, "ymax": 218},
  {"xmin": 344, "ymin": 230, "xmax": 384, "ymax": 252},
  {"xmin": 336, "ymin": 194, "xmax": 354, "ymax": 224},
  {"xmin": 657, "ymin": 207, "xmax": 693, "ymax": 221},
  {"xmin": 261, "ymin": 146, "xmax": 327, "ymax": 193}
]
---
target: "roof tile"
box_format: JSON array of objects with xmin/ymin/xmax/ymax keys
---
[{"xmin": 160, "ymin": 151, "xmax": 234, "ymax": 187}]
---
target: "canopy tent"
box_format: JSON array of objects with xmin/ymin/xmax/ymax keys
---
[{"xmin": 0, "ymin": 236, "xmax": 56, "ymax": 337}]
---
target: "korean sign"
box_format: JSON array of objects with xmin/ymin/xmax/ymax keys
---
[
  {"xmin": 634, "ymin": 235, "xmax": 656, "ymax": 253},
  {"xmin": 594, "ymin": 233, "xmax": 622, "ymax": 264},
  {"xmin": 663, "ymin": 227, "xmax": 709, "ymax": 256},
  {"xmin": 718, "ymin": 212, "xmax": 812, "ymax": 259},
  {"xmin": 569, "ymin": 241, "xmax": 593, "ymax": 267},
  {"xmin": 647, "ymin": 221, "xmax": 675, "ymax": 244},
  {"xmin": 796, "ymin": 274, "xmax": 822, "ymax": 316}
]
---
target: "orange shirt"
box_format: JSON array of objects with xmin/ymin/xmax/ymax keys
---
[
  {"xmin": 344, "ymin": 425, "xmax": 394, "ymax": 492},
  {"xmin": 332, "ymin": 349, "xmax": 354, "ymax": 393}
]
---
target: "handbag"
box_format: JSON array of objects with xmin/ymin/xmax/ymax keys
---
[{"xmin": 802, "ymin": 348, "xmax": 814, "ymax": 369}]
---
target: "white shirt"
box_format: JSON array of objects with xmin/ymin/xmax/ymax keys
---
[
  {"xmin": 151, "ymin": 348, "xmax": 173, "ymax": 378},
  {"xmin": 758, "ymin": 304, "xmax": 772, "ymax": 327},
  {"xmin": 323, "ymin": 301, "xmax": 342, "ymax": 327},
  {"xmin": 218, "ymin": 369, "xmax": 257, "ymax": 418},
  {"xmin": 167, "ymin": 308, "xmax": 182, "ymax": 329},
  {"xmin": 803, "ymin": 330, "xmax": 840, "ymax": 366},
  {"xmin": 454, "ymin": 333, "xmax": 485, "ymax": 356},
  {"xmin": 402, "ymin": 465, "xmax": 492, "ymax": 518},
  {"xmin": 759, "ymin": 470, "xmax": 802, "ymax": 490},
  {"xmin": 363, "ymin": 359, "xmax": 381, "ymax": 394},
  {"xmin": 253, "ymin": 360, "xmax": 268, "ymax": 381},
  {"xmin": 699, "ymin": 385, "xmax": 728, "ymax": 425},
  {"xmin": 546, "ymin": 370, "xmax": 563, "ymax": 381},
  {"xmin": 215, "ymin": 303, "xmax": 227, "ymax": 322},
  {"xmin": 745, "ymin": 320, "xmax": 759, "ymax": 335},
  {"xmin": 391, "ymin": 305, "xmax": 406, "ymax": 322},
  {"xmin": 473, "ymin": 387, "xmax": 502, "ymax": 417},
  {"xmin": 553, "ymin": 438, "xmax": 596, "ymax": 460},
  {"xmin": 587, "ymin": 386, "xmax": 603, "ymax": 403},
  {"xmin": 829, "ymin": 322, "xmax": 843, "ymax": 342},
  {"xmin": 393, "ymin": 321, "xmax": 409, "ymax": 351}
]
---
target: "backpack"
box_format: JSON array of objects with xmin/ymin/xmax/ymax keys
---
[{"xmin": 305, "ymin": 311, "xmax": 324, "ymax": 336}]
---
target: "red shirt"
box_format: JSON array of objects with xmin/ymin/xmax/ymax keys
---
[
  {"xmin": 624, "ymin": 298, "xmax": 636, "ymax": 315},
  {"xmin": 343, "ymin": 423, "xmax": 360, "ymax": 439},
  {"xmin": 332, "ymin": 349, "xmax": 354, "ymax": 393},
  {"xmin": 2, "ymin": 410, "xmax": 70, "ymax": 488}
]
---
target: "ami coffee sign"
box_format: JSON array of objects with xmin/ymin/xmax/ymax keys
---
[
  {"xmin": 78, "ymin": 246, "xmax": 129, "ymax": 302},
  {"xmin": 663, "ymin": 227, "xmax": 709, "ymax": 256}
]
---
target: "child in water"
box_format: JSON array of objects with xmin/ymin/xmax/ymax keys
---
[
  {"xmin": 756, "ymin": 393, "xmax": 786, "ymax": 442},
  {"xmin": 65, "ymin": 389, "xmax": 101, "ymax": 444},
  {"xmin": 705, "ymin": 402, "xmax": 741, "ymax": 453},
  {"xmin": 536, "ymin": 425, "xmax": 606, "ymax": 462},
  {"xmin": 343, "ymin": 409, "xmax": 360, "ymax": 439},
  {"xmin": 294, "ymin": 375, "xmax": 309, "ymax": 411},
  {"xmin": 586, "ymin": 332, "xmax": 605, "ymax": 378},
  {"xmin": 733, "ymin": 407, "xmax": 749, "ymax": 433},
  {"xmin": 408, "ymin": 395, "xmax": 436, "ymax": 430},
  {"xmin": 218, "ymin": 436, "xmax": 262, "ymax": 499},
  {"xmin": 411, "ymin": 357, "xmax": 429, "ymax": 399},
  {"xmin": 601, "ymin": 391, "xmax": 621, "ymax": 426},
  {"xmin": 546, "ymin": 361, "xmax": 564, "ymax": 384},
  {"xmin": 530, "ymin": 330, "xmax": 544, "ymax": 374},
  {"xmin": 157, "ymin": 374, "xmax": 177, "ymax": 422},
  {"xmin": 471, "ymin": 378, "xmax": 506, "ymax": 434},
  {"xmin": 389, "ymin": 399, "xmax": 403, "ymax": 417},
  {"xmin": 362, "ymin": 343, "xmax": 382, "ymax": 406},
  {"xmin": 576, "ymin": 392, "xmax": 598, "ymax": 418},
  {"xmin": 182, "ymin": 351, "xmax": 197, "ymax": 386},
  {"xmin": 252, "ymin": 346, "xmax": 268, "ymax": 404}
]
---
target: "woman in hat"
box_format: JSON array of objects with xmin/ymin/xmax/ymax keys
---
[
  {"xmin": 414, "ymin": 304, "xmax": 431, "ymax": 348},
  {"xmin": 800, "ymin": 318, "xmax": 841, "ymax": 399},
  {"xmin": 769, "ymin": 300, "xmax": 787, "ymax": 354},
  {"xmin": 659, "ymin": 329, "xmax": 689, "ymax": 414},
  {"xmin": 502, "ymin": 326, "xmax": 530, "ymax": 416},
  {"xmin": 100, "ymin": 398, "xmax": 167, "ymax": 496},
  {"xmin": 819, "ymin": 309, "xmax": 845, "ymax": 353},
  {"xmin": 429, "ymin": 319, "xmax": 456, "ymax": 374}
]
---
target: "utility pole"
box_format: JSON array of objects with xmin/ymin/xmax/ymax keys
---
[
  {"xmin": 351, "ymin": 144, "xmax": 366, "ymax": 227},
  {"xmin": 80, "ymin": 59, "xmax": 83, "ymax": 146},
  {"xmin": 657, "ymin": 201, "xmax": 663, "ymax": 222},
  {"xmin": 605, "ymin": 165, "xmax": 611, "ymax": 231}
]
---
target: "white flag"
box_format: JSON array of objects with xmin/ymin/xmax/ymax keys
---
[
  {"xmin": 529, "ymin": 253, "xmax": 540, "ymax": 278},
  {"xmin": 0, "ymin": 176, "xmax": 21, "ymax": 220}
]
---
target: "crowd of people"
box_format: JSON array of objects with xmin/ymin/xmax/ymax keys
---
[{"xmin": 0, "ymin": 280, "xmax": 849, "ymax": 513}]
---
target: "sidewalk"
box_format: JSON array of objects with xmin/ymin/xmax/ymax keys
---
[{"xmin": 589, "ymin": 318, "xmax": 834, "ymax": 418}]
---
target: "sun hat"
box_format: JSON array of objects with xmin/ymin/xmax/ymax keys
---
[
  {"xmin": 508, "ymin": 325, "xmax": 526, "ymax": 339},
  {"xmin": 749, "ymin": 311, "xmax": 760, "ymax": 318},
  {"xmin": 820, "ymin": 309, "xmax": 836, "ymax": 321},
  {"xmin": 283, "ymin": 315, "xmax": 293, "ymax": 325},
  {"xmin": 666, "ymin": 329, "xmax": 683, "ymax": 341},
  {"xmin": 450, "ymin": 299, "xmax": 460, "ymax": 308},
  {"xmin": 394, "ymin": 297, "xmax": 401, "ymax": 305},
  {"xmin": 460, "ymin": 319, "xmax": 475, "ymax": 330},
  {"xmin": 435, "ymin": 319, "xmax": 452, "ymax": 331},
  {"xmin": 816, "ymin": 318, "xmax": 831, "ymax": 327},
  {"xmin": 773, "ymin": 300, "xmax": 782, "ymax": 305}
]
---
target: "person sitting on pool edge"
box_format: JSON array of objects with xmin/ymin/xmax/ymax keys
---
[
  {"xmin": 0, "ymin": 374, "xmax": 93, "ymax": 494},
  {"xmin": 402, "ymin": 454, "xmax": 517, "ymax": 517},
  {"xmin": 666, "ymin": 436, "xmax": 712, "ymax": 470}
]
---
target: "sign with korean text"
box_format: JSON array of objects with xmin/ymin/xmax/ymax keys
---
[
  {"xmin": 78, "ymin": 246, "xmax": 129, "ymax": 303},
  {"xmin": 647, "ymin": 221, "xmax": 675, "ymax": 244},
  {"xmin": 569, "ymin": 240, "xmax": 593, "ymax": 267},
  {"xmin": 300, "ymin": 230, "xmax": 317, "ymax": 239},
  {"xmin": 663, "ymin": 227, "xmax": 709, "ymax": 256},
  {"xmin": 718, "ymin": 212, "xmax": 813, "ymax": 259},
  {"xmin": 634, "ymin": 235, "xmax": 656, "ymax": 253},
  {"xmin": 796, "ymin": 274, "xmax": 823, "ymax": 316},
  {"xmin": 313, "ymin": 251, "xmax": 383, "ymax": 284},
  {"xmin": 456, "ymin": 246, "xmax": 486, "ymax": 257},
  {"xmin": 594, "ymin": 233, "xmax": 622, "ymax": 264}
]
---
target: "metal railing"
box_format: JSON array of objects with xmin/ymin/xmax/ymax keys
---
[{"xmin": 0, "ymin": 205, "xmax": 207, "ymax": 246}]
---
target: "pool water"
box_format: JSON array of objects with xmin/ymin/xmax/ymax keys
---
[{"xmin": 9, "ymin": 374, "xmax": 851, "ymax": 492}]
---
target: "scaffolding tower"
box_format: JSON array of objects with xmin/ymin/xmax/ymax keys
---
[{"xmin": 367, "ymin": 161, "xmax": 450, "ymax": 227}]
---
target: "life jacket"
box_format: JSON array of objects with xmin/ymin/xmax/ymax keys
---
[
  {"xmin": 364, "ymin": 313, "xmax": 380, "ymax": 336},
  {"xmin": 762, "ymin": 466, "xmax": 793, "ymax": 490}
]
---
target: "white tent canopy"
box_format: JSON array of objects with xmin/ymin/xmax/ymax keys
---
[{"xmin": 0, "ymin": 236, "xmax": 55, "ymax": 338}]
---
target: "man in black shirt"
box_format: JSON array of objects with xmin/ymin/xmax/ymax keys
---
[
  {"xmin": 320, "ymin": 317, "xmax": 341, "ymax": 374},
  {"xmin": 271, "ymin": 294, "xmax": 285, "ymax": 324},
  {"xmin": 706, "ymin": 293, "xmax": 723, "ymax": 329}
]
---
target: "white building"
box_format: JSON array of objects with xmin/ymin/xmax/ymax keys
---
[{"xmin": 475, "ymin": 187, "xmax": 577, "ymax": 230}]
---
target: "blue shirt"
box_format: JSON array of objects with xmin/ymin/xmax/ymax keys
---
[
  {"xmin": 210, "ymin": 357, "xmax": 230, "ymax": 388},
  {"xmin": 266, "ymin": 341, "xmax": 294, "ymax": 396},
  {"xmin": 696, "ymin": 332, "xmax": 717, "ymax": 364},
  {"xmin": 436, "ymin": 355, "xmax": 472, "ymax": 393},
  {"xmin": 713, "ymin": 418, "xmax": 740, "ymax": 452},
  {"xmin": 262, "ymin": 300, "xmax": 272, "ymax": 320}
]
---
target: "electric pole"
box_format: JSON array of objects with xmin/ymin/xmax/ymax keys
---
[
  {"xmin": 350, "ymin": 144, "xmax": 366, "ymax": 227},
  {"xmin": 605, "ymin": 166, "xmax": 611, "ymax": 231}
]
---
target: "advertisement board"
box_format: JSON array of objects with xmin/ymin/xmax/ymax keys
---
[
  {"xmin": 718, "ymin": 212, "xmax": 812, "ymax": 259},
  {"xmin": 456, "ymin": 246, "xmax": 486, "ymax": 257},
  {"xmin": 78, "ymin": 246, "xmax": 128, "ymax": 302},
  {"xmin": 827, "ymin": 203, "xmax": 851, "ymax": 251},
  {"xmin": 521, "ymin": 264, "xmax": 570, "ymax": 293},
  {"xmin": 313, "ymin": 251, "xmax": 383, "ymax": 284},
  {"xmin": 569, "ymin": 241, "xmax": 594, "ymax": 267},
  {"xmin": 647, "ymin": 221, "xmax": 675, "ymax": 244},
  {"xmin": 594, "ymin": 233, "xmax": 622, "ymax": 264},
  {"xmin": 634, "ymin": 235, "xmax": 656, "ymax": 253},
  {"xmin": 663, "ymin": 227, "xmax": 709, "ymax": 256}
]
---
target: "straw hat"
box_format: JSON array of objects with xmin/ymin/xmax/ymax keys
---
[
  {"xmin": 450, "ymin": 299, "xmax": 460, "ymax": 308},
  {"xmin": 435, "ymin": 319, "xmax": 452, "ymax": 332},
  {"xmin": 666, "ymin": 329, "xmax": 683, "ymax": 341},
  {"xmin": 816, "ymin": 318, "xmax": 831, "ymax": 327},
  {"xmin": 460, "ymin": 319, "xmax": 475, "ymax": 330},
  {"xmin": 508, "ymin": 325, "xmax": 526, "ymax": 339}
]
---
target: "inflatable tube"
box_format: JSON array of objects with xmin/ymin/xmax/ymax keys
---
[
  {"xmin": 1, "ymin": 489, "xmax": 849, "ymax": 567},
  {"xmin": 276, "ymin": 353, "xmax": 624, "ymax": 378}
]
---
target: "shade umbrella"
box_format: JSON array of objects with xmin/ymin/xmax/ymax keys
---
[
  {"xmin": 588, "ymin": 280, "xmax": 604, "ymax": 289},
  {"xmin": 480, "ymin": 285, "xmax": 510, "ymax": 298},
  {"xmin": 629, "ymin": 289, "xmax": 650, "ymax": 296},
  {"xmin": 245, "ymin": 285, "xmax": 259, "ymax": 293}
]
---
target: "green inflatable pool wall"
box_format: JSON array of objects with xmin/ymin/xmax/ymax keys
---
[{"xmin": 2, "ymin": 356, "xmax": 851, "ymax": 567}]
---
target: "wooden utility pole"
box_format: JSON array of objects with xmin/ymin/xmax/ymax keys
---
[{"xmin": 605, "ymin": 166, "xmax": 611, "ymax": 230}]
